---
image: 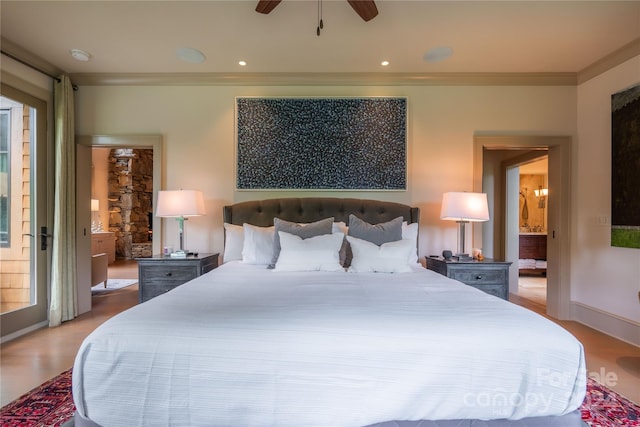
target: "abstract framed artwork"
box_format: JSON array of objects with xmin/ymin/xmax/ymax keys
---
[
  {"xmin": 235, "ymin": 97, "xmax": 407, "ymax": 190},
  {"xmin": 611, "ymin": 84, "xmax": 640, "ymax": 249}
]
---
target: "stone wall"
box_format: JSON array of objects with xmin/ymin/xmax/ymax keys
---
[{"xmin": 108, "ymin": 148, "xmax": 153, "ymax": 259}]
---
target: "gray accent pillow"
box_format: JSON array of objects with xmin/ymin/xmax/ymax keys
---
[
  {"xmin": 347, "ymin": 214, "xmax": 403, "ymax": 246},
  {"xmin": 269, "ymin": 217, "xmax": 335, "ymax": 268}
]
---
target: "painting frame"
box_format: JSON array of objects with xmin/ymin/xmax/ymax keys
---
[
  {"xmin": 235, "ymin": 97, "xmax": 407, "ymax": 191},
  {"xmin": 611, "ymin": 83, "xmax": 640, "ymax": 249}
]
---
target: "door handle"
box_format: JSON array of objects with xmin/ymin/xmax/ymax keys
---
[
  {"xmin": 39, "ymin": 226, "xmax": 52, "ymax": 250},
  {"xmin": 22, "ymin": 228, "xmax": 51, "ymax": 250}
]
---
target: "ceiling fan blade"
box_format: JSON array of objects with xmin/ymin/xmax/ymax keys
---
[
  {"xmin": 256, "ymin": 0, "xmax": 282, "ymax": 14},
  {"xmin": 347, "ymin": 0, "xmax": 378, "ymax": 22}
]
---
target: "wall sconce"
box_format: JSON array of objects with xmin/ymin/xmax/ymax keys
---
[
  {"xmin": 534, "ymin": 186, "xmax": 548, "ymax": 209},
  {"xmin": 155, "ymin": 190, "xmax": 205, "ymax": 257},
  {"xmin": 440, "ymin": 192, "xmax": 490, "ymax": 261}
]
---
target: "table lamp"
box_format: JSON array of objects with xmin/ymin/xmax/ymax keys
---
[
  {"xmin": 440, "ymin": 192, "xmax": 489, "ymax": 261},
  {"xmin": 155, "ymin": 190, "xmax": 205, "ymax": 257}
]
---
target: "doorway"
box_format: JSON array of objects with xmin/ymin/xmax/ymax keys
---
[
  {"xmin": 92, "ymin": 147, "xmax": 154, "ymax": 260},
  {"xmin": 516, "ymin": 157, "xmax": 548, "ymax": 307},
  {"xmin": 0, "ymin": 86, "xmax": 49, "ymax": 339},
  {"xmin": 474, "ymin": 135, "xmax": 572, "ymax": 320},
  {"xmin": 76, "ymin": 135, "xmax": 162, "ymax": 313}
]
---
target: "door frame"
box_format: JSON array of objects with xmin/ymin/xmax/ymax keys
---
[
  {"xmin": 75, "ymin": 135, "xmax": 163, "ymax": 312},
  {"xmin": 0, "ymin": 83, "xmax": 51, "ymax": 340},
  {"xmin": 474, "ymin": 135, "xmax": 572, "ymax": 320}
]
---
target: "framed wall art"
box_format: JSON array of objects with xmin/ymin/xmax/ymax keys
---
[
  {"xmin": 611, "ymin": 83, "xmax": 640, "ymax": 249},
  {"xmin": 236, "ymin": 97, "xmax": 407, "ymax": 190}
]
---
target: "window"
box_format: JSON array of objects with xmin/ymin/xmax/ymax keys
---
[{"xmin": 0, "ymin": 109, "xmax": 9, "ymax": 247}]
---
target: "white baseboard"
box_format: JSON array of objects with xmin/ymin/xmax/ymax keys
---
[
  {"xmin": 571, "ymin": 301, "xmax": 640, "ymax": 347},
  {"xmin": 0, "ymin": 320, "xmax": 48, "ymax": 344}
]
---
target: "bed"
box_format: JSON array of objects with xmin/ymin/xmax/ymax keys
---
[{"xmin": 72, "ymin": 197, "xmax": 586, "ymax": 427}]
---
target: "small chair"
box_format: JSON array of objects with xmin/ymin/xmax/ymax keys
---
[{"xmin": 91, "ymin": 253, "xmax": 108, "ymax": 288}]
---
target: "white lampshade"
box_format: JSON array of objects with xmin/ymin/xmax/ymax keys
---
[
  {"xmin": 440, "ymin": 192, "xmax": 490, "ymax": 222},
  {"xmin": 91, "ymin": 199, "xmax": 100, "ymax": 212},
  {"xmin": 156, "ymin": 190, "xmax": 205, "ymax": 218}
]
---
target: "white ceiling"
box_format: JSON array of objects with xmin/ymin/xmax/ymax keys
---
[{"xmin": 1, "ymin": 0, "xmax": 639, "ymax": 76}]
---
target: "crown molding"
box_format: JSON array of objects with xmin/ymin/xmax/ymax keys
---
[
  {"xmin": 1, "ymin": 37, "xmax": 64, "ymax": 80},
  {"xmin": 69, "ymin": 72, "xmax": 577, "ymax": 87},
  {"xmin": 578, "ymin": 37, "xmax": 640, "ymax": 84}
]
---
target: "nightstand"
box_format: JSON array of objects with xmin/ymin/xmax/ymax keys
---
[
  {"xmin": 136, "ymin": 253, "xmax": 219, "ymax": 303},
  {"xmin": 425, "ymin": 256, "xmax": 512, "ymax": 300}
]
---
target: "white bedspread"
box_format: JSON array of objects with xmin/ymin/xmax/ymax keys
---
[{"xmin": 73, "ymin": 263, "xmax": 585, "ymax": 427}]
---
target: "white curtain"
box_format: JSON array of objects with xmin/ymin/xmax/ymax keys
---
[{"xmin": 49, "ymin": 75, "xmax": 77, "ymax": 327}]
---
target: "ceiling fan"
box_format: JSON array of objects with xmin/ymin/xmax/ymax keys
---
[{"xmin": 256, "ymin": 0, "xmax": 379, "ymax": 22}]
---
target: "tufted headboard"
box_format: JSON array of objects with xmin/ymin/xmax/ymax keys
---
[{"xmin": 223, "ymin": 197, "xmax": 419, "ymax": 227}]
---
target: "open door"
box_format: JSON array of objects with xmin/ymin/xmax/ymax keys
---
[
  {"xmin": 76, "ymin": 144, "xmax": 92, "ymax": 314},
  {"xmin": 0, "ymin": 85, "xmax": 50, "ymax": 338}
]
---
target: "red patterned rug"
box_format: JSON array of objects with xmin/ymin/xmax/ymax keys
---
[
  {"xmin": 582, "ymin": 379, "xmax": 640, "ymax": 426},
  {"xmin": 1, "ymin": 370, "xmax": 638, "ymax": 426},
  {"xmin": 1, "ymin": 369, "xmax": 74, "ymax": 427}
]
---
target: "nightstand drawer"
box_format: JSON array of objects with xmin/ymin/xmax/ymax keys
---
[
  {"xmin": 449, "ymin": 269, "xmax": 505, "ymax": 286},
  {"xmin": 136, "ymin": 253, "xmax": 219, "ymax": 303},
  {"xmin": 425, "ymin": 257, "xmax": 511, "ymax": 300},
  {"xmin": 143, "ymin": 265, "xmax": 199, "ymax": 283}
]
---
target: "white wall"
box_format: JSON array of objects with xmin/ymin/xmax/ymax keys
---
[
  {"xmin": 575, "ymin": 56, "xmax": 640, "ymax": 327},
  {"xmin": 74, "ymin": 84, "xmax": 577, "ymax": 263}
]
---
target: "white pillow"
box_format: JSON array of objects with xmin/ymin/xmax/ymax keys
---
[
  {"xmin": 333, "ymin": 221, "xmax": 348, "ymax": 235},
  {"xmin": 223, "ymin": 223, "xmax": 244, "ymax": 262},
  {"xmin": 242, "ymin": 223, "xmax": 275, "ymax": 265},
  {"xmin": 346, "ymin": 236, "xmax": 414, "ymax": 273},
  {"xmin": 402, "ymin": 222, "xmax": 419, "ymax": 264},
  {"xmin": 273, "ymin": 231, "xmax": 345, "ymax": 272}
]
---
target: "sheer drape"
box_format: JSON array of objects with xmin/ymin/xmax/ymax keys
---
[{"xmin": 49, "ymin": 75, "xmax": 77, "ymax": 327}]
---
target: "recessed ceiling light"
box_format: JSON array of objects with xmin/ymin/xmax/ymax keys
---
[
  {"xmin": 70, "ymin": 49, "xmax": 91, "ymax": 62},
  {"xmin": 238, "ymin": 60, "xmax": 247, "ymax": 66},
  {"xmin": 381, "ymin": 60, "xmax": 390, "ymax": 67},
  {"xmin": 176, "ymin": 47, "xmax": 206, "ymax": 64},
  {"xmin": 423, "ymin": 46, "xmax": 453, "ymax": 63}
]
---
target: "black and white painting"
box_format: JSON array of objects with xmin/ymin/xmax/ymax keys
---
[{"xmin": 236, "ymin": 97, "xmax": 407, "ymax": 190}]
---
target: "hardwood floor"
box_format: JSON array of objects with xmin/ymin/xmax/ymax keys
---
[
  {"xmin": 1, "ymin": 260, "xmax": 139, "ymax": 407},
  {"xmin": 510, "ymin": 293, "xmax": 640, "ymax": 405},
  {"xmin": 2, "ymin": 263, "xmax": 639, "ymax": 409}
]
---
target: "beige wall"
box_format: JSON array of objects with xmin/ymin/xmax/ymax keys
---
[
  {"xmin": 74, "ymin": 84, "xmax": 577, "ymax": 263},
  {"xmin": 575, "ymin": 55, "xmax": 640, "ymax": 325},
  {"xmin": 519, "ymin": 174, "xmax": 547, "ymax": 233},
  {"xmin": 5, "ymin": 47, "xmax": 638, "ymax": 341}
]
